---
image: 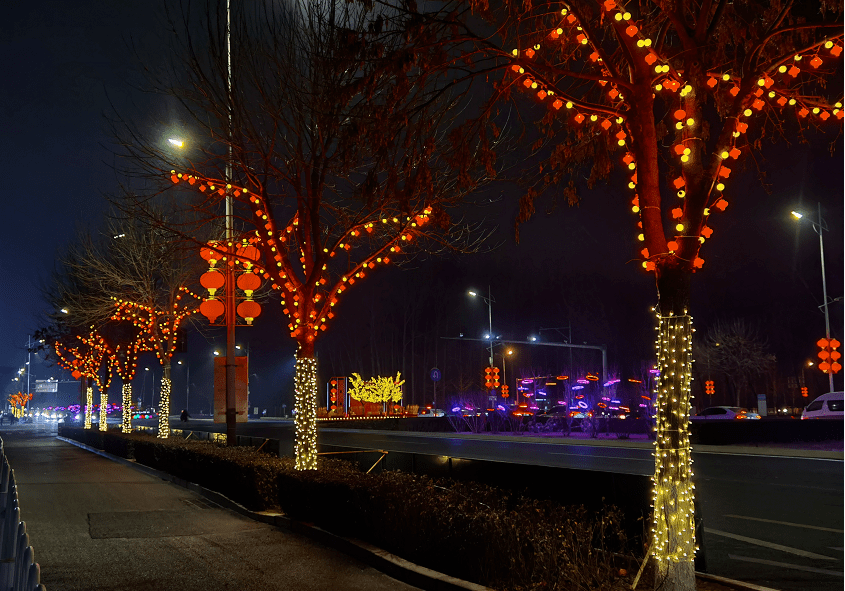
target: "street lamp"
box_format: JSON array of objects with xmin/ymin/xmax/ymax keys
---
[
  {"xmin": 468, "ymin": 287, "xmax": 495, "ymax": 367},
  {"xmin": 792, "ymin": 203, "xmax": 835, "ymax": 392},
  {"xmin": 177, "ymin": 360, "xmax": 190, "ymax": 412}
]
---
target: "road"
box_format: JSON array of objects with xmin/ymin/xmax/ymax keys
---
[{"xmin": 143, "ymin": 418, "xmax": 845, "ymax": 590}]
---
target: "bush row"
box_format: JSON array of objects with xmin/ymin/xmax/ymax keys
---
[{"xmin": 60, "ymin": 426, "xmax": 632, "ymax": 591}]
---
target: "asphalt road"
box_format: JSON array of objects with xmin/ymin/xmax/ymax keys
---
[{"xmin": 164, "ymin": 418, "xmax": 843, "ymax": 591}]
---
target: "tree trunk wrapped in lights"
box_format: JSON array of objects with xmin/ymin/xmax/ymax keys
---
[
  {"xmin": 121, "ymin": 383, "xmax": 133, "ymax": 433},
  {"xmin": 157, "ymin": 367, "xmax": 172, "ymax": 439},
  {"xmin": 84, "ymin": 386, "xmax": 94, "ymax": 429},
  {"xmin": 294, "ymin": 352, "xmax": 319, "ymax": 470}
]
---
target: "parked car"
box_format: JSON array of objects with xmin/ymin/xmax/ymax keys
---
[
  {"xmin": 691, "ymin": 406, "xmax": 761, "ymax": 420},
  {"xmin": 801, "ymin": 392, "xmax": 844, "ymax": 420},
  {"xmin": 418, "ymin": 407, "xmax": 445, "ymax": 417}
]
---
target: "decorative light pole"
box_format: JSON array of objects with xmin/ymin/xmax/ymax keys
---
[{"xmin": 792, "ymin": 204, "xmax": 835, "ymax": 392}]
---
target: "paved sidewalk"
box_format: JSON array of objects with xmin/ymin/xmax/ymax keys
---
[{"xmin": 1, "ymin": 425, "xmax": 419, "ymax": 591}]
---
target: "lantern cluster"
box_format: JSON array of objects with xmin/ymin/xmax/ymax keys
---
[
  {"xmin": 704, "ymin": 380, "xmax": 715, "ymax": 396},
  {"xmin": 199, "ymin": 238, "xmax": 264, "ymax": 326},
  {"xmin": 817, "ymin": 338, "xmax": 842, "ymax": 374}
]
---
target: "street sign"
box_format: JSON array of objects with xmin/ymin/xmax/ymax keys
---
[
  {"xmin": 430, "ymin": 368, "xmax": 441, "ymax": 382},
  {"xmin": 34, "ymin": 380, "xmax": 58, "ymax": 393}
]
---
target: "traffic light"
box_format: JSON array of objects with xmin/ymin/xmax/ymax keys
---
[
  {"xmin": 801, "ymin": 386, "xmax": 808, "ymax": 397},
  {"xmin": 817, "ymin": 338, "xmax": 842, "ymax": 374},
  {"xmin": 705, "ymin": 380, "xmax": 715, "ymax": 396},
  {"xmin": 484, "ymin": 367, "xmax": 493, "ymax": 389},
  {"xmin": 492, "ymin": 366, "xmax": 500, "ymax": 389},
  {"xmin": 501, "ymin": 384, "xmax": 509, "ymax": 398}
]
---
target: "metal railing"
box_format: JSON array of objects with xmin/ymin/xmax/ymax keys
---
[{"xmin": 0, "ymin": 439, "xmax": 46, "ymax": 591}]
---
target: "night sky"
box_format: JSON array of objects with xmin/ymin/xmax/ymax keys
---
[{"xmin": 2, "ymin": 1, "xmax": 842, "ymax": 410}]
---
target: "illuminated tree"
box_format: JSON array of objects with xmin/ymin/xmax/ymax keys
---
[
  {"xmin": 386, "ymin": 0, "xmax": 842, "ymax": 588},
  {"xmin": 116, "ymin": 1, "xmax": 493, "ymax": 467}
]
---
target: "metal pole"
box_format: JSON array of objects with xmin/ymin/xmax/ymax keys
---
[
  {"xmin": 224, "ymin": 0, "xmax": 238, "ymax": 444},
  {"xmin": 186, "ymin": 364, "xmax": 190, "ymax": 412},
  {"xmin": 817, "ymin": 202, "xmax": 834, "ymax": 392},
  {"xmin": 27, "ymin": 335, "xmax": 31, "ymax": 399},
  {"xmin": 487, "ymin": 285, "xmax": 493, "ymax": 367}
]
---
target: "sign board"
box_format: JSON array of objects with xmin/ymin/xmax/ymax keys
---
[
  {"xmin": 213, "ymin": 356, "xmax": 249, "ymax": 423},
  {"xmin": 430, "ymin": 368, "xmax": 441, "ymax": 382},
  {"xmin": 756, "ymin": 393, "xmax": 767, "ymax": 417},
  {"xmin": 34, "ymin": 380, "xmax": 58, "ymax": 393}
]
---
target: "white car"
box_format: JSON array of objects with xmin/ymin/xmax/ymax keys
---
[
  {"xmin": 801, "ymin": 392, "xmax": 844, "ymax": 420},
  {"xmin": 691, "ymin": 406, "xmax": 761, "ymax": 420}
]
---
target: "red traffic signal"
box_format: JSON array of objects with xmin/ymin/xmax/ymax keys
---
[{"xmin": 817, "ymin": 338, "xmax": 842, "ymax": 374}]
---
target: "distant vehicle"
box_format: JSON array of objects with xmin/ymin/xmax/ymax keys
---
[
  {"xmin": 418, "ymin": 408, "xmax": 445, "ymax": 417},
  {"xmin": 535, "ymin": 405, "xmax": 569, "ymax": 423},
  {"xmin": 801, "ymin": 392, "xmax": 844, "ymax": 420},
  {"xmin": 691, "ymin": 406, "xmax": 761, "ymax": 420}
]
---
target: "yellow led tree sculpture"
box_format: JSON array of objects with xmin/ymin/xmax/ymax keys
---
[
  {"xmin": 170, "ymin": 170, "xmax": 442, "ymax": 469},
  {"xmin": 348, "ymin": 372, "xmax": 405, "ymax": 410},
  {"xmin": 401, "ymin": 1, "xmax": 842, "ymax": 588},
  {"xmin": 111, "ymin": 288, "xmax": 199, "ymax": 438}
]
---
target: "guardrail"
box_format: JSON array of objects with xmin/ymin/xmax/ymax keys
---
[{"xmin": 0, "ymin": 439, "xmax": 46, "ymax": 591}]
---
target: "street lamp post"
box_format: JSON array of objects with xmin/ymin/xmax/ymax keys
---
[
  {"xmin": 792, "ymin": 204, "xmax": 835, "ymax": 392},
  {"xmin": 177, "ymin": 360, "xmax": 189, "ymax": 412},
  {"xmin": 468, "ymin": 287, "xmax": 495, "ymax": 367}
]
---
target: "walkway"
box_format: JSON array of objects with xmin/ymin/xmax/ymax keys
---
[{"xmin": 0, "ymin": 424, "xmax": 419, "ymax": 591}]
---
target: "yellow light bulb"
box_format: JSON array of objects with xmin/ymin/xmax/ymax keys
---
[
  {"xmin": 722, "ymin": 73, "xmax": 730, "ymax": 81},
  {"xmin": 743, "ymin": 108, "xmax": 752, "ymax": 116},
  {"xmin": 675, "ymin": 223, "xmax": 684, "ymax": 232}
]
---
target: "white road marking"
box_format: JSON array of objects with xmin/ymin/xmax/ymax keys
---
[
  {"xmin": 728, "ymin": 554, "xmax": 844, "ymax": 576},
  {"xmin": 723, "ymin": 514, "xmax": 844, "ymax": 533},
  {"xmin": 705, "ymin": 528, "xmax": 838, "ymax": 560}
]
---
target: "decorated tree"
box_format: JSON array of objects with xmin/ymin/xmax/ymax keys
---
[
  {"xmin": 116, "ymin": 1, "xmax": 493, "ymax": 467},
  {"xmin": 383, "ymin": 0, "xmax": 842, "ymax": 588}
]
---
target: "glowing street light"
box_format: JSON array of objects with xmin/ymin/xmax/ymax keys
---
[
  {"xmin": 792, "ymin": 203, "xmax": 835, "ymax": 391},
  {"xmin": 168, "ymin": 138, "xmax": 184, "ymax": 148}
]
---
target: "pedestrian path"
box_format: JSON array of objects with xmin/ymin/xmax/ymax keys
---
[{"xmin": 1, "ymin": 426, "xmax": 419, "ymax": 591}]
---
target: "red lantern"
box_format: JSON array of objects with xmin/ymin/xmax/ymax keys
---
[
  {"xmin": 237, "ymin": 300, "xmax": 262, "ymax": 324},
  {"xmin": 72, "ymin": 370, "xmax": 82, "ymax": 379},
  {"xmin": 237, "ymin": 272, "xmax": 261, "ymax": 293},
  {"xmin": 237, "ymin": 244, "xmax": 261, "ymax": 263},
  {"xmin": 200, "ymin": 299, "xmax": 225, "ymax": 323},
  {"xmin": 200, "ymin": 271, "xmax": 225, "ymax": 296}
]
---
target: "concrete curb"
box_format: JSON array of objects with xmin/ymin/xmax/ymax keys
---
[{"xmin": 56, "ymin": 436, "xmax": 783, "ymax": 591}]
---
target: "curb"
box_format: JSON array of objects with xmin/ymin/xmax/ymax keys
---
[{"xmin": 56, "ymin": 436, "xmax": 782, "ymax": 591}]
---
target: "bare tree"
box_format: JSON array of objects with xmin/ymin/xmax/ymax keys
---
[
  {"xmin": 112, "ymin": 1, "xmax": 495, "ymax": 467},
  {"xmin": 378, "ymin": 0, "xmax": 842, "ymax": 588},
  {"xmin": 697, "ymin": 320, "xmax": 776, "ymax": 408}
]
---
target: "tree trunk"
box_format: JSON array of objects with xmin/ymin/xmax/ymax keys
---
[
  {"xmin": 99, "ymin": 382, "xmax": 109, "ymax": 432},
  {"xmin": 294, "ymin": 340, "xmax": 318, "ymax": 470},
  {"xmin": 121, "ymin": 382, "xmax": 133, "ymax": 433},
  {"xmin": 652, "ymin": 266, "xmax": 697, "ymax": 591},
  {"xmin": 157, "ymin": 363, "xmax": 172, "ymax": 439},
  {"xmin": 84, "ymin": 383, "xmax": 94, "ymax": 429}
]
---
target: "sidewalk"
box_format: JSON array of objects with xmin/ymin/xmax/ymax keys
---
[{"xmin": 0, "ymin": 424, "xmax": 420, "ymax": 591}]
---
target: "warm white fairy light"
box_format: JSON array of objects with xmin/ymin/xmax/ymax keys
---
[
  {"xmin": 84, "ymin": 386, "xmax": 94, "ymax": 429},
  {"xmin": 122, "ymin": 383, "xmax": 133, "ymax": 433},
  {"xmin": 294, "ymin": 357, "xmax": 318, "ymax": 470},
  {"xmin": 651, "ymin": 308, "xmax": 697, "ymax": 569},
  {"xmin": 99, "ymin": 388, "xmax": 108, "ymax": 431},
  {"xmin": 157, "ymin": 375, "xmax": 172, "ymax": 439}
]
